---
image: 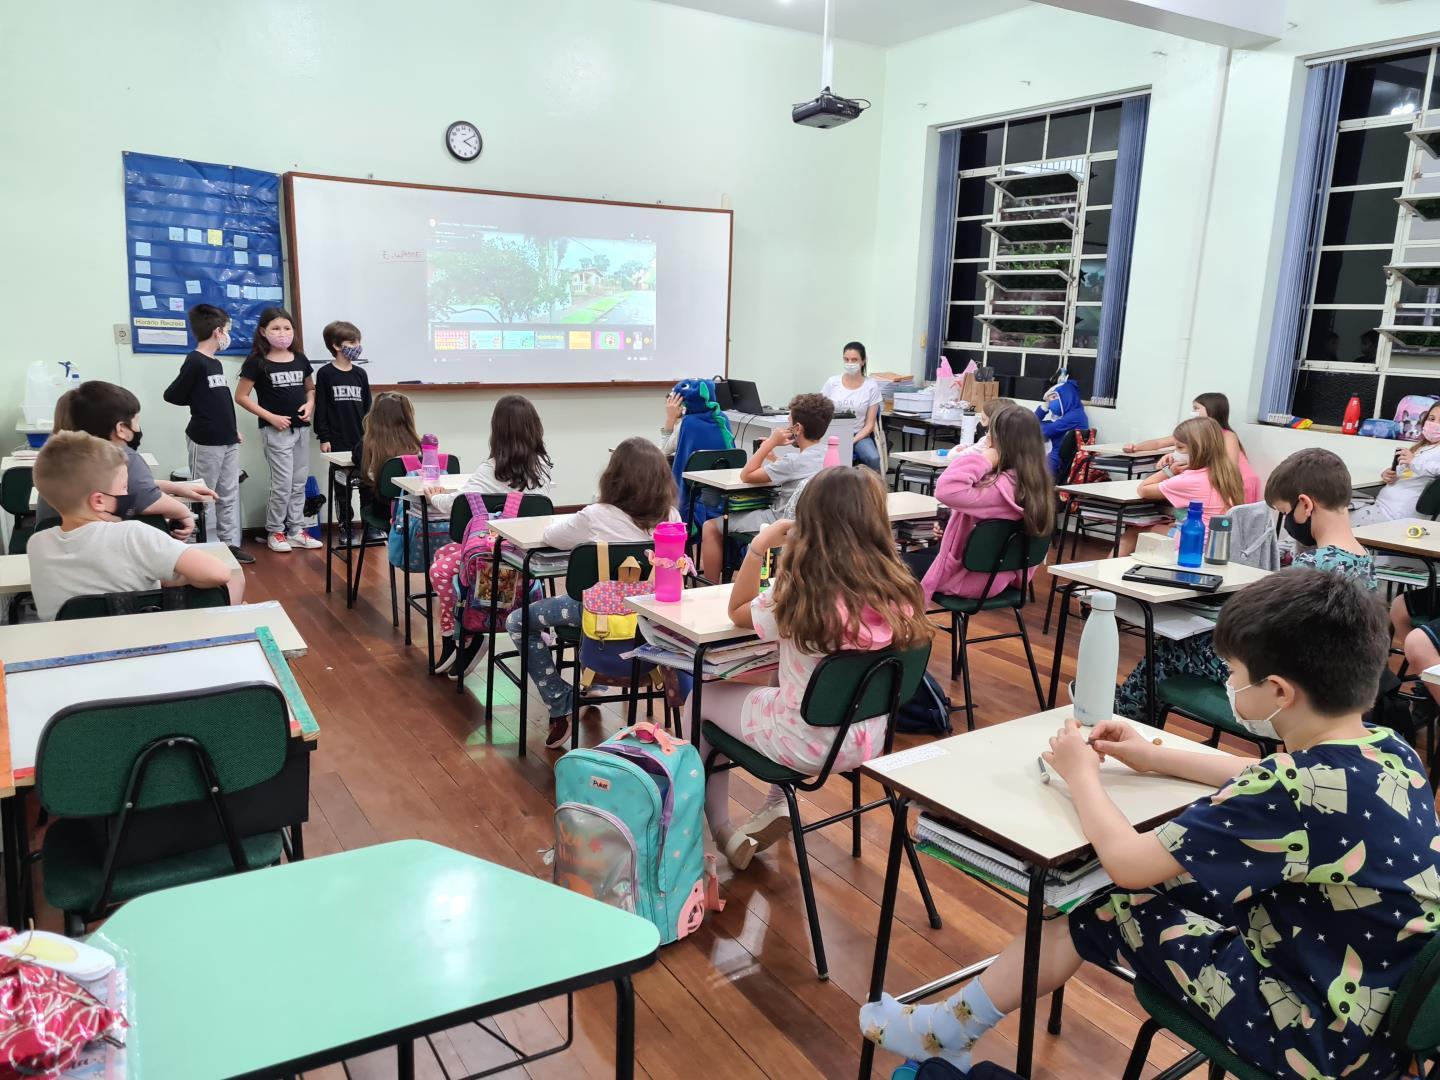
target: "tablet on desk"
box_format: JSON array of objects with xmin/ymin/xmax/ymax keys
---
[{"xmin": 1121, "ymin": 565, "xmax": 1223, "ymax": 592}]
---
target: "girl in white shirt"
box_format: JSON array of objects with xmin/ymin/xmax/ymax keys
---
[
  {"xmin": 506, "ymin": 437, "xmax": 680, "ymax": 749},
  {"xmin": 427, "ymin": 395, "xmax": 553, "ymax": 676},
  {"xmin": 819, "ymin": 341, "xmax": 884, "ymax": 472},
  {"xmin": 1352, "ymin": 401, "xmax": 1440, "ymax": 526}
]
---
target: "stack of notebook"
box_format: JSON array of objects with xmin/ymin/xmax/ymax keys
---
[{"xmin": 626, "ymin": 621, "xmax": 778, "ymax": 679}]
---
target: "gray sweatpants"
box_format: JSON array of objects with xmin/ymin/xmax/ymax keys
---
[
  {"xmin": 260, "ymin": 425, "xmax": 309, "ymax": 536},
  {"xmin": 186, "ymin": 438, "xmax": 241, "ymax": 547}
]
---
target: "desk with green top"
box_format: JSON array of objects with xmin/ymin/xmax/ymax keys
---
[{"xmin": 89, "ymin": 840, "xmax": 660, "ymax": 1079}]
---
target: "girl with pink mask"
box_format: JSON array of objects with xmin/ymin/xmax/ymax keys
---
[
  {"xmin": 235, "ymin": 307, "xmax": 319, "ymax": 553},
  {"xmin": 1352, "ymin": 399, "xmax": 1440, "ymax": 526}
]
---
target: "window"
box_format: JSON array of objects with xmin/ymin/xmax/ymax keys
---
[
  {"xmin": 1284, "ymin": 48, "xmax": 1440, "ymax": 422},
  {"xmin": 935, "ymin": 99, "xmax": 1143, "ymax": 403}
]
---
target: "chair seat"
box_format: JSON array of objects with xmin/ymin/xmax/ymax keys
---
[
  {"xmin": 1134, "ymin": 978, "xmax": 1273, "ymax": 1080},
  {"xmin": 933, "ymin": 587, "xmax": 1025, "ymax": 615},
  {"xmin": 1156, "ymin": 674, "xmax": 1254, "ymax": 740},
  {"xmin": 702, "ymin": 721, "xmax": 809, "ymax": 785},
  {"xmin": 41, "ymin": 818, "xmax": 284, "ymax": 914},
  {"xmin": 360, "ymin": 508, "xmax": 391, "ymax": 533}
]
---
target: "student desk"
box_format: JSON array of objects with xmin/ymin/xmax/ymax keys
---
[
  {"xmin": 1045, "ymin": 558, "xmax": 1269, "ymax": 725},
  {"xmin": 1084, "ymin": 443, "xmax": 1164, "ymax": 479},
  {"xmin": 89, "ymin": 839, "xmax": 659, "ymax": 1080},
  {"xmin": 390, "ymin": 472, "xmax": 466, "ymax": 669},
  {"xmin": 859, "ymin": 708, "xmax": 1227, "ymax": 1079},
  {"xmin": 1354, "ymin": 518, "xmax": 1440, "ymax": 599},
  {"xmin": 318, "ymin": 448, "xmax": 381, "ymax": 607},
  {"xmin": 890, "ymin": 449, "xmax": 955, "ymax": 495},
  {"xmin": 882, "ymin": 413, "xmax": 972, "ymax": 453},
  {"xmin": 681, "ymin": 467, "xmax": 775, "ymax": 582},
  {"xmin": 1053, "ymin": 478, "xmax": 1158, "ymax": 559},
  {"xmin": 0, "ymin": 541, "xmax": 239, "ymax": 601}
]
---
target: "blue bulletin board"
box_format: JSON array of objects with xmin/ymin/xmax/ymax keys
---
[{"xmin": 122, "ymin": 152, "xmax": 283, "ymax": 355}]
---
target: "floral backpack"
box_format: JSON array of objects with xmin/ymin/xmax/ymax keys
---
[
  {"xmin": 579, "ymin": 542, "xmax": 663, "ymax": 694},
  {"xmin": 386, "ymin": 452, "xmax": 452, "ymax": 572},
  {"xmin": 456, "ymin": 492, "xmax": 541, "ymax": 633},
  {"xmin": 1057, "ymin": 428, "xmax": 1103, "ymax": 503}
]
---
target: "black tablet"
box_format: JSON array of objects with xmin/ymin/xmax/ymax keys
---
[{"xmin": 1120, "ymin": 565, "xmax": 1223, "ymax": 592}]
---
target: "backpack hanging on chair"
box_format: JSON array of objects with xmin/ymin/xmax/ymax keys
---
[
  {"xmin": 1057, "ymin": 429, "xmax": 1103, "ymax": 504},
  {"xmin": 578, "ymin": 542, "xmax": 667, "ymax": 695},
  {"xmin": 387, "ymin": 452, "xmax": 452, "ymax": 572},
  {"xmin": 455, "ymin": 492, "xmax": 542, "ymax": 634}
]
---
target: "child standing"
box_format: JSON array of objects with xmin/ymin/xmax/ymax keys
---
[
  {"xmin": 235, "ymin": 307, "xmax": 319, "ymax": 553},
  {"xmin": 864, "ymin": 569, "xmax": 1439, "ymax": 1080},
  {"xmin": 164, "ymin": 304, "xmax": 252, "ymax": 564},
  {"xmin": 698, "ymin": 467, "xmax": 934, "ymax": 869},
  {"xmin": 427, "ymin": 394, "xmax": 554, "ymax": 676},
  {"xmin": 505, "ymin": 438, "xmax": 678, "ymax": 749},
  {"xmin": 314, "ymin": 320, "xmax": 372, "ymax": 456}
]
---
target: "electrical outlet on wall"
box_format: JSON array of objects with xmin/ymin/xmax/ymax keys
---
[{"xmin": 113, "ymin": 324, "xmax": 131, "ymax": 345}]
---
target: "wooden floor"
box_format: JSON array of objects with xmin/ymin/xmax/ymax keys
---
[{"xmin": 73, "ymin": 538, "xmax": 1279, "ymax": 1079}]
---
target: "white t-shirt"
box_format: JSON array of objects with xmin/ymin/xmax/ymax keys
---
[
  {"xmin": 541, "ymin": 503, "xmax": 681, "ymax": 550},
  {"xmin": 28, "ymin": 519, "xmax": 189, "ymax": 621},
  {"xmin": 820, "ymin": 376, "xmax": 883, "ymax": 435},
  {"xmin": 427, "ymin": 458, "xmax": 553, "ymax": 515}
]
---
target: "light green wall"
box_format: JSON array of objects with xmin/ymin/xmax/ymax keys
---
[{"xmin": 0, "ymin": 0, "xmax": 884, "ymax": 510}]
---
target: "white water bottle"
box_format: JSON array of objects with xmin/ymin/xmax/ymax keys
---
[{"xmin": 1072, "ymin": 590, "xmax": 1119, "ymax": 727}]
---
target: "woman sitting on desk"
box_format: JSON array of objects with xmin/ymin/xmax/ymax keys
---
[{"xmin": 820, "ymin": 341, "xmax": 883, "ymax": 472}]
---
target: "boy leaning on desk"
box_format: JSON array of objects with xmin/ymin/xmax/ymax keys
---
[{"xmin": 862, "ymin": 569, "xmax": 1440, "ymax": 1080}]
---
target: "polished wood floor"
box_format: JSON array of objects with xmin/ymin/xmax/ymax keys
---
[{"xmin": 83, "ymin": 538, "xmax": 1276, "ymax": 1078}]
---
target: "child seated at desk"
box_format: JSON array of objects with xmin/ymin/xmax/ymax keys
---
[
  {"xmin": 660, "ymin": 378, "xmax": 735, "ymax": 532},
  {"xmin": 953, "ymin": 396, "xmax": 1015, "ymax": 459},
  {"xmin": 1123, "ymin": 392, "xmax": 1260, "ymax": 502},
  {"xmin": 1352, "ymin": 400, "xmax": 1440, "ymax": 527},
  {"xmin": 698, "ymin": 467, "xmax": 933, "ymax": 870},
  {"xmin": 350, "ymin": 391, "xmax": 424, "ymax": 524},
  {"xmin": 863, "ymin": 569, "xmax": 1438, "ymax": 1080},
  {"xmin": 28, "ymin": 433, "xmax": 241, "ymax": 621},
  {"xmin": 506, "ymin": 438, "xmax": 679, "ymax": 750},
  {"xmin": 1121, "ymin": 416, "xmax": 1243, "ymax": 555},
  {"xmin": 699, "ymin": 393, "xmax": 835, "ymax": 582}
]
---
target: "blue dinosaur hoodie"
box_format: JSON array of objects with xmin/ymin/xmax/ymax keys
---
[
  {"xmin": 671, "ymin": 379, "xmax": 734, "ymax": 530},
  {"xmin": 1034, "ymin": 377, "xmax": 1089, "ymax": 476}
]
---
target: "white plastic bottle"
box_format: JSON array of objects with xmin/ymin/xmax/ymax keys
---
[{"xmin": 1072, "ymin": 590, "xmax": 1119, "ymax": 727}]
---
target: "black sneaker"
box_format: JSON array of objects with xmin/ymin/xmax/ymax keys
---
[
  {"xmin": 229, "ymin": 545, "xmax": 256, "ymax": 565},
  {"xmin": 545, "ymin": 717, "xmax": 571, "ymax": 749}
]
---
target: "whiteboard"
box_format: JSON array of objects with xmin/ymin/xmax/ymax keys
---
[
  {"xmin": 286, "ymin": 173, "xmax": 733, "ymax": 387},
  {"xmin": 5, "ymin": 639, "xmax": 280, "ymax": 772}
]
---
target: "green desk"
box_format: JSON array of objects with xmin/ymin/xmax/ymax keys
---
[{"xmin": 89, "ymin": 840, "xmax": 660, "ymax": 1079}]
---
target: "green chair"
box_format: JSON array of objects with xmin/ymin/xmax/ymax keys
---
[
  {"xmin": 34, "ymin": 682, "xmax": 292, "ymax": 935},
  {"xmin": 55, "ymin": 584, "xmax": 228, "ymax": 621},
  {"xmin": 932, "ymin": 520, "xmax": 1051, "ymax": 731},
  {"xmin": 1, "ymin": 466, "xmax": 34, "ymax": 556},
  {"xmin": 352, "ymin": 455, "xmax": 461, "ymax": 622},
  {"xmin": 1155, "ymin": 676, "xmax": 1279, "ymax": 756},
  {"xmin": 680, "ymin": 447, "xmax": 748, "ymax": 536},
  {"xmin": 702, "ymin": 643, "xmax": 942, "ymax": 980}
]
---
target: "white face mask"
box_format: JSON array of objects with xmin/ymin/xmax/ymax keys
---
[
  {"xmin": 217, "ymin": 330, "xmax": 231, "ymax": 352},
  {"xmin": 1225, "ymin": 678, "xmax": 1282, "ymax": 740},
  {"xmin": 843, "ymin": 362, "xmax": 862, "ymax": 376},
  {"xmin": 1192, "ymin": 409, "xmax": 1205, "ymax": 419},
  {"xmin": 1172, "ymin": 451, "xmax": 1190, "ymax": 467}
]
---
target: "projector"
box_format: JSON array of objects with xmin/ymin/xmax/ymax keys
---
[{"xmin": 792, "ymin": 89, "xmax": 866, "ymax": 129}]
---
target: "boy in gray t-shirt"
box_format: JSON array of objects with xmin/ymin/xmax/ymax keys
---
[{"xmin": 700, "ymin": 392, "xmax": 835, "ymax": 582}]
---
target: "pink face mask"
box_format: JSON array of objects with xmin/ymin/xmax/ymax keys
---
[
  {"xmin": 265, "ymin": 329, "xmax": 294, "ymax": 349},
  {"xmin": 1424, "ymin": 421, "xmax": 1440, "ymax": 442}
]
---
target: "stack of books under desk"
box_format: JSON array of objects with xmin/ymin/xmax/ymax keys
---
[{"xmin": 629, "ymin": 620, "xmax": 778, "ymax": 679}]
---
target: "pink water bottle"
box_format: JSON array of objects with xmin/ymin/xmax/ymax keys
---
[
  {"xmin": 823, "ymin": 436, "xmax": 842, "ymax": 468},
  {"xmin": 652, "ymin": 521, "xmax": 688, "ymax": 603},
  {"xmin": 420, "ymin": 433, "xmax": 440, "ymax": 484}
]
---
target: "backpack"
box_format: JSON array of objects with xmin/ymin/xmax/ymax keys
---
[
  {"xmin": 1395, "ymin": 395, "xmax": 1438, "ymax": 438},
  {"xmin": 387, "ymin": 452, "xmax": 452, "ymax": 571},
  {"xmin": 579, "ymin": 542, "xmax": 663, "ymax": 694},
  {"xmin": 896, "ymin": 672, "xmax": 953, "ymax": 735},
  {"xmin": 1057, "ymin": 430, "xmax": 1104, "ymax": 503},
  {"xmin": 455, "ymin": 492, "xmax": 541, "ymax": 633},
  {"xmin": 552, "ymin": 722, "xmax": 722, "ymax": 945}
]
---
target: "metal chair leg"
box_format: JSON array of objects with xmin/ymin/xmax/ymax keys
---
[
  {"xmin": 783, "ymin": 786, "xmax": 828, "ymax": 980},
  {"xmin": 850, "ymin": 772, "xmax": 862, "ymax": 857},
  {"xmin": 1015, "ymin": 608, "xmax": 1045, "ymax": 710},
  {"xmin": 1121, "ymin": 1016, "xmax": 1162, "ymax": 1080},
  {"xmin": 388, "ymin": 563, "xmax": 399, "ymax": 628},
  {"xmin": 901, "ymin": 829, "xmax": 943, "ymax": 929},
  {"xmin": 949, "ymin": 612, "xmax": 961, "ymax": 681},
  {"xmin": 1047, "ymin": 986, "xmax": 1065, "ymax": 1034},
  {"xmin": 957, "ymin": 613, "xmax": 976, "ymax": 732}
]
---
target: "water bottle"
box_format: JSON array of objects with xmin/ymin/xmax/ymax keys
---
[
  {"xmin": 1177, "ymin": 501, "xmax": 1205, "ymax": 569},
  {"xmin": 823, "ymin": 436, "xmax": 842, "ymax": 468},
  {"xmin": 1341, "ymin": 395, "xmax": 1362, "ymax": 435},
  {"xmin": 1072, "ymin": 590, "xmax": 1119, "ymax": 727},
  {"xmin": 1204, "ymin": 515, "xmax": 1231, "ymax": 566},
  {"xmin": 420, "ymin": 433, "xmax": 440, "ymax": 485},
  {"xmin": 651, "ymin": 521, "xmax": 688, "ymax": 603}
]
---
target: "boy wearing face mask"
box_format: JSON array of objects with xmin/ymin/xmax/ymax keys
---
[
  {"xmin": 314, "ymin": 320, "xmax": 372, "ymax": 457},
  {"xmin": 863, "ymin": 569, "xmax": 1438, "ymax": 1080},
  {"xmin": 164, "ymin": 304, "xmax": 251, "ymax": 563}
]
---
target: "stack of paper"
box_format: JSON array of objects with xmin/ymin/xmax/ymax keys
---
[{"xmin": 629, "ymin": 621, "xmax": 777, "ymax": 678}]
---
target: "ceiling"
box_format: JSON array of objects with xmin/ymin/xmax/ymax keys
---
[{"xmin": 649, "ymin": 0, "xmax": 1029, "ymax": 47}]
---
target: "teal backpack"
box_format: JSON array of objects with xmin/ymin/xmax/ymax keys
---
[{"xmin": 552, "ymin": 722, "xmax": 721, "ymax": 945}]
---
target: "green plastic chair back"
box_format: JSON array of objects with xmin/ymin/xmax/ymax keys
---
[
  {"xmin": 1133, "ymin": 979, "xmax": 1272, "ymax": 1080},
  {"xmin": 3, "ymin": 467, "xmax": 34, "ymax": 554},
  {"xmin": 1388, "ymin": 928, "xmax": 1440, "ymax": 1057},
  {"xmin": 564, "ymin": 542, "xmax": 655, "ymax": 601},
  {"xmin": 36, "ymin": 683, "xmax": 290, "ymax": 818},
  {"xmin": 960, "ymin": 519, "xmax": 1051, "ymax": 575},
  {"xmin": 683, "ymin": 448, "xmax": 747, "ymax": 473},
  {"xmin": 448, "ymin": 493, "xmax": 554, "ymax": 544},
  {"xmin": 375, "ymin": 454, "xmax": 461, "ymax": 502},
  {"xmin": 55, "ymin": 585, "xmax": 227, "ymax": 622},
  {"xmin": 800, "ymin": 643, "xmax": 931, "ymax": 730},
  {"xmin": 1418, "ymin": 477, "xmax": 1440, "ymax": 520}
]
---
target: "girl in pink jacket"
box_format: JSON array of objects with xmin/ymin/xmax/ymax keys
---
[{"xmin": 922, "ymin": 406, "xmax": 1056, "ymax": 603}]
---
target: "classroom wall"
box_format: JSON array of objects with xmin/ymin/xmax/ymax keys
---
[
  {"xmin": 869, "ymin": 0, "xmax": 1440, "ymax": 484},
  {"xmin": 0, "ymin": 0, "xmax": 884, "ymax": 513}
]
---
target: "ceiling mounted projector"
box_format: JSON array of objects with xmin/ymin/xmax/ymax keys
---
[{"xmin": 792, "ymin": 0, "xmax": 869, "ymax": 129}]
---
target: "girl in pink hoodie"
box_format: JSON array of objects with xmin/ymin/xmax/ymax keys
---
[{"xmin": 922, "ymin": 406, "xmax": 1057, "ymax": 603}]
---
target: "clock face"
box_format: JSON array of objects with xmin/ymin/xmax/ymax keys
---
[{"xmin": 446, "ymin": 121, "xmax": 482, "ymax": 162}]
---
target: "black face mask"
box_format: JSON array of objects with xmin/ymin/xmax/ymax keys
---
[
  {"xmin": 126, "ymin": 427, "xmax": 143, "ymax": 453},
  {"xmin": 1282, "ymin": 509, "xmax": 1315, "ymax": 548}
]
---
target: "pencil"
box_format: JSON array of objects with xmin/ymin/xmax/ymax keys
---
[{"xmin": 1038, "ymin": 755, "xmax": 1051, "ymax": 784}]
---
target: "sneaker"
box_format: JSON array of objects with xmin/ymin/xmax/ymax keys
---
[
  {"xmin": 719, "ymin": 828, "xmax": 758, "ymax": 872},
  {"xmin": 463, "ymin": 635, "xmax": 490, "ymax": 675},
  {"xmin": 287, "ymin": 531, "xmax": 323, "ymax": 550},
  {"xmin": 267, "ymin": 532, "xmax": 292, "ymax": 553},
  {"xmin": 433, "ymin": 637, "xmax": 459, "ymax": 675},
  {"xmin": 740, "ymin": 801, "xmax": 792, "ymax": 853},
  {"xmin": 228, "ymin": 545, "xmax": 256, "ymax": 565},
  {"xmin": 445, "ymin": 636, "xmax": 487, "ymax": 679},
  {"xmin": 364, "ymin": 525, "xmax": 387, "ymax": 542},
  {"xmin": 544, "ymin": 716, "xmax": 571, "ymax": 749}
]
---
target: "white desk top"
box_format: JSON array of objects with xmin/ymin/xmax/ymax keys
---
[
  {"xmin": 3, "ymin": 452, "xmax": 160, "ymax": 474},
  {"xmin": 627, "ymin": 584, "xmax": 756, "ymax": 645},
  {"xmin": 1087, "ymin": 443, "xmax": 1164, "ymax": 459},
  {"xmin": 1048, "ymin": 556, "xmax": 1269, "ymax": 604},
  {"xmin": 891, "ymin": 449, "xmax": 955, "ymax": 469},
  {"xmin": 0, "ymin": 542, "xmax": 239, "ymax": 598},
  {"xmin": 865, "ymin": 708, "xmax": 1228, "ymax": 867},
  {"xmin": 1353, "ymin": 518, "xmax": 1440, "ymax": 559},
  {"xmin": 320, "ymin": 450, "xmax": 353, "ymax": 467},
  {"xmin": 1056, "ymin": 478, "xmax": 1149, "ymax": 504},
  {"xmin": 681, "ymin": 468, "xmax": 775, "ymax": 492},
  {"xmin": 0, "ymin": 601, "xmax": 306, "ymax": 663},
  {"xmin": 489, "ymin": 514, "xmax": 565, "ymax": 553},
  {"xmin": 392, "ymin": 473, "xmax": 465, "ymax": 498},
  {"xmin": 887, "ymin": 491, "xmax": 940, "ymax": 522}
]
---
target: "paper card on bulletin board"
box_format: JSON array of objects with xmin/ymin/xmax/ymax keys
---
[{"xmin": 122, "ymin": 152, "xmax": 284, "ymax": 356}]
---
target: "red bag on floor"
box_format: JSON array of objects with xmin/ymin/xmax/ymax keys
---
[{"xmin": 0, "ymin": 932, "xmax": 124, "ymax": 1078}]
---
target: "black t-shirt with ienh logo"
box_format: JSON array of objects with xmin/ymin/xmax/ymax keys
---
[{"xmin": 239, "ymin": 352, "xmax": 314, "ymax": 429}]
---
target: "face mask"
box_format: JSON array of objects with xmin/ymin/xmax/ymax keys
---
[
  {"xmin": 1282, "ymin": 506, "xmax": 1315, "ymax": 548},
  {"xmin": 124, "ymin": 426, "xmax": 143, "ymax": 453},
  {"xmin": 340, "ymin": 343, "xmax": 363, "ymax": 362},
  {"xmin": 843, "ymin": 362, "xmax": 862, "ymax": 376},
  {"xmin": 1172, "ymin": 451, "xmax": 1190, "ymax": 467},
  {"xmin": 1424, "ymin": 421, "xmax": 1440, "ymax": 442},
  {"xmin": 265, "ymin": 329, "xmax": 294, "ymax": 349},
  {"xmin": 1225, "ymin": 679, "xmax": 1282, "ymax": 740},
  {"xmin": 217, "ymin": 330, "xmax": 231, "ymax": 352},
  {"xmin": 1192, "ymin": 409, "xmax": 1205, "ymax": 418}
]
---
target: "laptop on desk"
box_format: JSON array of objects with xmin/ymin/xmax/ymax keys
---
[{"xmin": 725, "ymin": 379, "xmax": 783, "ymax": 416}]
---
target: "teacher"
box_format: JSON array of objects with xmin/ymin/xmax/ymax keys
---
[{"xmin": 820, "ymin": 341, "xmax": 883, "ymax": 472}]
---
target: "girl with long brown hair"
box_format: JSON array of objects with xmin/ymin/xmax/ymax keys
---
[
  {"xmin": 1123, "ymin": 391, "xmax": 1260, "ymax": 501},
  {"xmin": 921, "ymin": 406, "xmax": 1054, "ymax": 603},
  {"xmin": 1137, "ymin": 415, "xmax": 1244, "ymax": 524},
  {"xmin": 701, "ymin": 466, "xmax": 934, "ymax": 870},
  {"xmin": 351, "ymin": 391, "xmax": 423, "ymax": 522}
]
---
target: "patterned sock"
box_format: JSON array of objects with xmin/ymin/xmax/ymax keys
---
[{"xmin": 859, "ymin": 979, "xmax": 1004, "ymax": 1069}]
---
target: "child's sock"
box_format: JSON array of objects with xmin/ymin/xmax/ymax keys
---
[{"xmin": 859, "ymin": 979, "xmax": 1004, "ymax": 1070}]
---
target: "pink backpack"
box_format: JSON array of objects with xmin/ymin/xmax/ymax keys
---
[{"xmin": 455, "ymin": 491, "xmax": 538, "ymax": 634}]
